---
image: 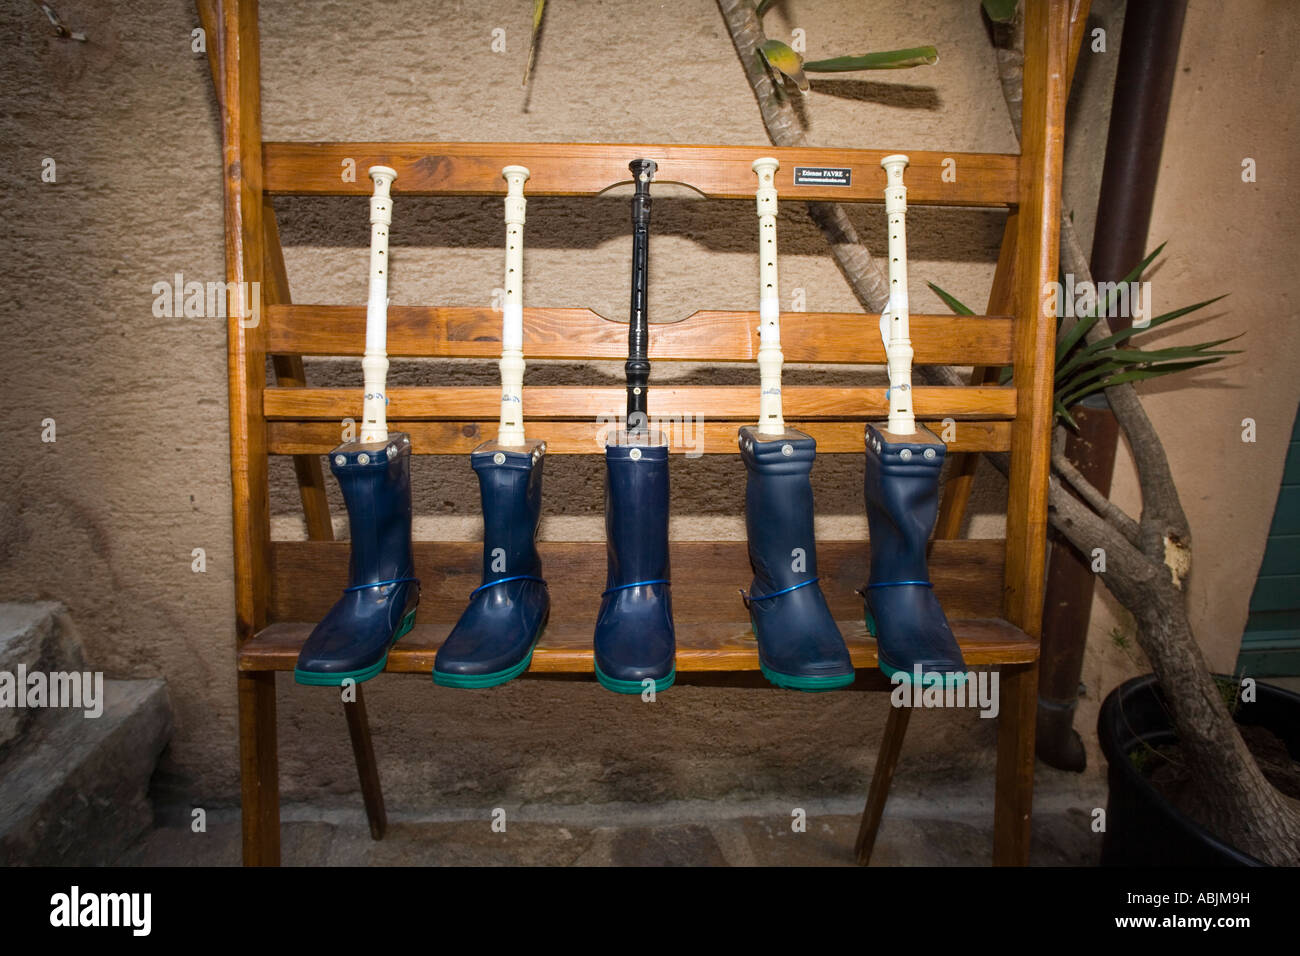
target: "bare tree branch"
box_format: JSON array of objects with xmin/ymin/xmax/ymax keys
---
[
  {"xmin": 1057, "ymin": 206, "xmax": 1193, "ymax": 576},
  {"xmin": 1052, "ymin": 450, "xmax": 1141, "ymax": 544}
]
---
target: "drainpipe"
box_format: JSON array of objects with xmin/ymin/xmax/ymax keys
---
[{"xmin": 1037, "ymin": 0, "xmax": 1188, "ymax": 771}]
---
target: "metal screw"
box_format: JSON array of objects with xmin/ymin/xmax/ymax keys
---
[
  {"xmin": 630, "ymin": 448, "xmax": 642, "ymax": 461},
  {"xmin": 387, "ymin": 444, "xmax": 398, "ymax": 459},
  {"xmin": 357, "ymin": 453, "xmax": 370, "ymax": 465},
  {"xmin": 923, "ymin": 447, "xmax": 937, "ymax": 460},
  {"xmin": 334, "ymin": 455, "xmax": 346, "ymax": 466},
  {"xmin": 493, "ymin": 452, "xmax": 506, "ymax": 465},
  {"xmin": 899, "ymin": 448, "xmax": 912, "ymax": 462},
  {"xmin": 781, "ymin": 444, "xmax": 794, "ymax": 457}
]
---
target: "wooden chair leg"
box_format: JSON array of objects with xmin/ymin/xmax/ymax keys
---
[
  {"xmin": 343, "ymin": 684, "xmax": 387, "ymax": 840},
  {"xmin": 238, "ymin": 670, "xmax": 281, "ymax": 866},
  {"xmin": 993, "ymin": 662, "xmax": 1038, "ymax": 865},
  {"xmin": 855, "ymin": 702, "xmax": 912, "ymax": 865}
]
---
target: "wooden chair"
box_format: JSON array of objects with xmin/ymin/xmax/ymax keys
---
[{"xmin": 201, "ymin": 0, "xmax": 1075, "ymax": 867}]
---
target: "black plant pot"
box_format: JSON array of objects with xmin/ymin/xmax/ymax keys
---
[{"xmin": 1097, "ymin": 672, "xmax": 1300, "ymax": 866}]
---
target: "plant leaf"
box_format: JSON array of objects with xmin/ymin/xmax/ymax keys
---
[
  {"xmin": 803, "ymin": 46, "xmax": 939, "ymax": 72},
  {"xmin": 1056, "ymin": 397, "xmax": 1079, "ymax": 431},
  {"xmin": 1056, "ymin": 341, "xmax": 1239, "ymax": 389},
  {"xmin": 522, "ymin": 0, "xmax": 546, "ymax": 89},
  {"xmin": 926, "ymin": 281, "xmax": 975, "ymax": 316},
  {"xmin": 1057, "ymin": 362, "xmax": 1126, "ymax": 404},
  {"xmin": 1060, "ymin": 359, "xmax": 1222, "ymax": 408},
  {"xmin": 1059, "ymin": 242, "xmax": 1169, "ymax": 344},
  {"xmin": 1055, "ymin": 309, "xmax": 1102, "ymax": 363},
  {"xmin": 1065, "ymin": 343, "xmax": 1238, "ymax": 375},
  {"xmin": 982, "ymin": 0, "xmax": 1019, "ymax": 23},
  {"xmin": 1116, "ymin": 241, "xmax": 1168, "ymax": 287},
  {"xmin": 755, "ymin": 0, "xmax": 777, "ymax": 16},
  {"xmin": 1078, "ymin": 296, "xmax": 1228, "ymax": 355},
  {"xmin": 759, "ymin": 39, "xmax": 810, "ymax": 93}
]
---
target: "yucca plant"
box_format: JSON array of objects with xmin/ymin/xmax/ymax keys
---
[{"xmin": 928, "ymin": 243, "xmax": 1238, "ymax": 429}]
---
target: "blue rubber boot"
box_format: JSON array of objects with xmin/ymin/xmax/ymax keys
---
[
  {"xmin": 295, "ymin": 433, "xmax": 419, "ymax": 686},
  {"xmin": 593, "ymin": 434, "xmax": 676, "ymax": 694},
  {"xmin": 739, "ymin": 426, "xmax": 855, "ymax": 691},
  {"xmin": 862, "ymin": 424, "xmax": 966, "ymax": 685},
  {"xmin": 435, "ymin": 441, "xmax": 550, "ymax": 688}
]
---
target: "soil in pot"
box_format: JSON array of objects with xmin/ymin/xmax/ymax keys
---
[{"xmin": 1138, "ymin": 723, "xmax": 1300, "ymax": 839}]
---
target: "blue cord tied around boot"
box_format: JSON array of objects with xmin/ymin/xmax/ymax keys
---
[
  {"xmin": 470, "ymin": 574, "xmax": 547, "ymax": 598},
  {"xmin": 601, "ymin": 578, "xmax": 669, "ymax": 597},
  {"xmin": 344, "ymin": 576, "xmax": 419, "ymax": 593},
  {"xmin": 739, "ymin": 576, "xmax": 819, "ymax": 609},
  {"xmin": 865, "ymin": 580, "xmax": 933, "ymax": 589}
]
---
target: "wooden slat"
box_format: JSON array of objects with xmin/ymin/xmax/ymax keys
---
[
  {"xmin": 266, "ymin": 305, "xmax": 1014, "ymax": 367},
  {"xmin": 266, "ymin": 539, "xmax": 1007, "ymax": 624},
  {"xmin": 264, "ymin": 385, "xmax": 1017, "ymax": 422},
  {"xmin": 222, "ymin": 0, "xmax": 269, "ymax": 646},
  {"xmin": 247, "ymin": 537, "xmax": 1028, "ymax": 673},
  {"xmin": 221, "ymin": 0, "xmax": 279, "ymax": 870},
  {"xmin": 994, "ymin": 0, "xmax": 1072, "ymax": 870},
  {"xmin": 856, "ymin": 703, "xmax": 912, "ymax": 864},
  {"xmin": 936, "ymin": 212, "xmax": 1019, "ymax": 539},
  {"xmin": 263, "ymin": 142, "xmax": 1019, "ymax": 206},
  {"xmin": 266, "ymin": 419, "xmax": 1012, "ymax": 456},
  {"xmin": 242, "ymin": 616, "xmax": 1035, "ymax": 675},
  {"xmin": 1003, "ymin": 0, "xmax": 1069, "ymax": 638},
  {"xmin": 263, "ymin": 202, "xmax": 335, "ymax": 543},
  {"xmin": 993, "ymin": 661, "xmax": 1039, "ymax": 866}
]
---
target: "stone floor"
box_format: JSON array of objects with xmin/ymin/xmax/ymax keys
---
[{"xmin": 118, "ymin": 794, "xmax": 1103, "ymax": 866}]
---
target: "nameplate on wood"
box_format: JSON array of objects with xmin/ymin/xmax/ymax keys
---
[{"xmin": 794, "ymin": 166, "xmax": 852, "ymax": 187}]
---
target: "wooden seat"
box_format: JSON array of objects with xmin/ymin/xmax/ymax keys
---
[
  {"xmin": 201, "ymin": 0, "xmax": 1076, "ymax": 868},
  {"xmin": 240, "ymin": 539, "xmax": 1037, "ymax": 675}
]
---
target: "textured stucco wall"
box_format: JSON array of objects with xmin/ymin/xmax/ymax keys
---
[{"xmin": 1, "ymin": 0, "xmax": 1289, "ymax": 812}]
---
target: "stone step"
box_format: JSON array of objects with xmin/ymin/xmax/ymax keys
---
[
  {"xmin": 0, "ymin": 678, "xmax": 172, "ymax": 865},
  {"xmin": 0, "ymin": 602, "xmax": 86, "ymax": 754}
]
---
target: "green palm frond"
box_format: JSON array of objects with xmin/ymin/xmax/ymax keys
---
[{"xmin": 928, "ymin": 245, "xmax": 1236, "ymax": 432}]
